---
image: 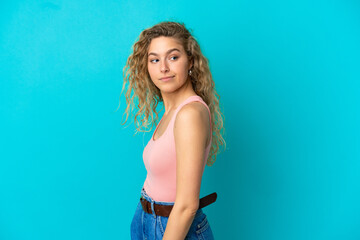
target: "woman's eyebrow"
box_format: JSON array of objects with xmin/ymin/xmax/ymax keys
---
[{"xmin": 148, "ymin": 48, "xmax": 181, "ymax": 57}]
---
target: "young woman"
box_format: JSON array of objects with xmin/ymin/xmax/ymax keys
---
[{"xmin": 121, "ymin": 21, "xmax": 226, "ymax": 240}]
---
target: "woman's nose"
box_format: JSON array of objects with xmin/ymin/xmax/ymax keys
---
[{"xmin": 160, "ymin": 61, "xmax": 169, "ymax": 73}]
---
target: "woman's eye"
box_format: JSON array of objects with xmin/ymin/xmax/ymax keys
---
[{"xmin": 149, "ymin": 56, "xmax": 178, "ymax": 63}]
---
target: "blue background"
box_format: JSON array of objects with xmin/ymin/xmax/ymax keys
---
[{"xmin": 1, "ymin": 0, "xmax": 359, "ymax": 239}]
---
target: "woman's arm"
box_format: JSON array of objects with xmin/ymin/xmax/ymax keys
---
[{"xmin": 162, "ymin": 102, "xmax": 211, "ymax": 240}]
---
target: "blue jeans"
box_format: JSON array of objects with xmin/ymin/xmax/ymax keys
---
[{"xmin": 131, "ymin": 187, "xmax": 215, "ymax": 239}]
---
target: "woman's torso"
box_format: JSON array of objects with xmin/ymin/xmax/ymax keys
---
[{"xmin": 142, "ymin": 95, "xmax": 212, "ymax": 202}]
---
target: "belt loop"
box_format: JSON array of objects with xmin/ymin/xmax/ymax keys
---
[
  {"xmin": 141, "ymin": 187, "xmax": 157, "ymax": 218},
  {"xmin": 150, "ymin": 200, "xmax": 156, "ymax": 218}
]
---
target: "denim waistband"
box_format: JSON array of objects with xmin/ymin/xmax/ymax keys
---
[{"xmin": 140, "ymin": 187, "xmax": 203, "ymax": 218}]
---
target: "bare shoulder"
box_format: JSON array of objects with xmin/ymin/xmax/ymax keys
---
[
  {"xmin": 174, "ymin": 101, "xmax": 211, "ymax": 147},
  {"xmin": 175, "ymin": 101, "xmax": 210, "ymax": 126}
]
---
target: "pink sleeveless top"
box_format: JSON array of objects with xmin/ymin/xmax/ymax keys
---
[{"xmin": 142, "ymin": 95, "xmax": 212, "ymax": 202}]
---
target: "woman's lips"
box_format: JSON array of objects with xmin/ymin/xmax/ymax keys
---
[{"xmin": 160, "ymin": 76, "xmax": 174, "ymax": 82}]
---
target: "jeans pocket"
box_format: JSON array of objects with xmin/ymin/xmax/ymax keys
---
[
  {"xmin": 195, "ymin": 214, "xmax": 214, "ymax": 240},
  {"xmin": 157, "ymin": 215, "xmax": 168, "ymax": 237}
]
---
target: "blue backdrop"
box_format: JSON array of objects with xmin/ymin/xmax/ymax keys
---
[{"xmin": 1, "ymin": 1, "xmax": 359, "ymax": 239}]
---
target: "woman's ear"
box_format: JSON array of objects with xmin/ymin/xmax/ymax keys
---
[{"xmin": 189, "ymin": 58, "xmax": 194, "ymax": 70}]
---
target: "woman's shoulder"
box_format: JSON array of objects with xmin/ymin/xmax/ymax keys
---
[
  {"xmin": 173, "ymin": 100, "xmax": 211, "ymax": 148},
  {"xmin": 174, "ymin": 100, "xmax": 211, "ymax": 130}
]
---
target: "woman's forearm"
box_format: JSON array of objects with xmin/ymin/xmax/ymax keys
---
[{"xmin": 162, "ymin": 205, "xmax": 197, "ymax": 240}]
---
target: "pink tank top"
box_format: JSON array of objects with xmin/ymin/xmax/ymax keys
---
[{"xmin": 142, "ymin": 95, "xmax": 212, "ymax": 202}]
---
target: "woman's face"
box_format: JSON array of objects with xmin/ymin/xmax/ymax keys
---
[{"xmin": 147, "ymin": 36, "xmax": 192, "ymax": 92}]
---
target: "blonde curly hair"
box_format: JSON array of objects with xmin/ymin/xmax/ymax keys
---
[{"xmin": 118, "ymin": 21, "xmax": 226, "ymax": 166}]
